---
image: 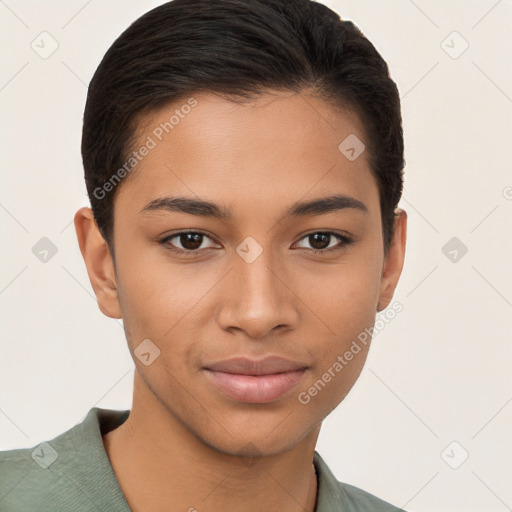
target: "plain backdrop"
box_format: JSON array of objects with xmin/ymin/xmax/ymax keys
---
[{"xmin": 1, "ymin": 1, "xmax": 511, "ymax": 511}]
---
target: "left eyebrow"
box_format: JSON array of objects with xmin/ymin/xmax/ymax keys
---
[{"xmin": 139, "ymin": 194, "xmax": 368, "ymax": 220}]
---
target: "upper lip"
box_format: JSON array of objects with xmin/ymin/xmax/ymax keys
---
[{"xmin": 204, "ymin": 356, "xmax": 308, "ymax": 376}]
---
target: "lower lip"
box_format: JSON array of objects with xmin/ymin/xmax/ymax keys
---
[{"xmin": 203, "ymin": 368, "xmax": 307, "ymax": 403}]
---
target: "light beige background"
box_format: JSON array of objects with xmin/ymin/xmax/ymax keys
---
[{"xmin": 1, "ymin": 1, "xmax": 511, "ymax": 511}]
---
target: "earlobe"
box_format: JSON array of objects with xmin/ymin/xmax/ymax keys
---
[
  {"xmin": 377, "ymin": 208, "xmax": 407, "ymax": 312},
  {"xmin": 74, "ymin": 207, "xmax": 122, "ymax": 319}
]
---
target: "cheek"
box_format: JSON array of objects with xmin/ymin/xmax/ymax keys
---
[
  {"xmin": 114, "ymin": 250, "xmax": 221, "ymax": 359},
  {"xmin": 296, "ymin": 267, "xmax": 379, "ymax": 415},
  {"xmin": 114, "ymin": 255, "xmax": 181, "ymax": 345},
  {"xmin": 296, "ymin": 251, "xmax": 382, "ymax": 402},
  {"xmin": 299, "ymin": 255, "xmax": 381, "ymax": 333}
]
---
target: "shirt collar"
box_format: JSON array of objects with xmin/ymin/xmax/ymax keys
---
[{"xmin": 67, "ymin": 407, "xmax": 346, "ymax": 512}]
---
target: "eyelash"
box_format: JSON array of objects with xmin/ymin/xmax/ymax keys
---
[{"xmin": 158, "ymin": 230, "xmax": 353, "ymax": 257}]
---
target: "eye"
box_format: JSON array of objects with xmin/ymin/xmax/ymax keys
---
[
  {"xmin": 293, "ymin": 231, "xmax": 353, "ymax": 254},
  {"xmin": 159, "ymin": 230, "xmax": 353, "ymax": 257},
  {"xmin": 159, "ymin": 230, "xmax": 218, "ymax": 255}
]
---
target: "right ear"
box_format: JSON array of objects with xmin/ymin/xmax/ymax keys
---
[{"xmin": 74, "ymin": 207, "xmax": 122, "ymax": 319}]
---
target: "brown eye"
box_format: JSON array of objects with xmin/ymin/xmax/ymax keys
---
[
  {"xmin": 159, "ymin": 231, "xmax": 217, "ymax": 254},
  {"xmin": 177, "ymin": 232, "xmax": 204, "ymax": 250},
  {"xmin": 294, "ymin": 231, "xmax": 353, "ymax": 253},
  {"xmin": 308, "ymin": 233, "xmax": 331, "ymax": 250}
]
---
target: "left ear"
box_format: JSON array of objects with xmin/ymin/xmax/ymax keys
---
[{"xmin": 377, "ymin": 208, "xmax": 407, "ymax": 312}]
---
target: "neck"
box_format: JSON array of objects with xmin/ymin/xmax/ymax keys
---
[{"xmin": 102, "ymin": 373, "xmax": 320, "ymax": 512}]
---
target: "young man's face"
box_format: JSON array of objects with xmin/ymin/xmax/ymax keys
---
[{"xmin": 77, "ymin": 89, "xmax": 406, "ymax": 457}]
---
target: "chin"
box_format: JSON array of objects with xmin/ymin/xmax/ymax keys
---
[{"xmin": 188, "ymin": 413, "xmax": 318, "ymax": 460}]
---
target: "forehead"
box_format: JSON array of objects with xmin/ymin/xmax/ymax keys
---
[{"xmin": 116, "ymin": 89, "xmax": 379, "ymax": 216}]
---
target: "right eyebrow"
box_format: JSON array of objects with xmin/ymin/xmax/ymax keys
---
[{"xmin": 140, "ymin": 196, "xmax": 232, "ymax": 219}]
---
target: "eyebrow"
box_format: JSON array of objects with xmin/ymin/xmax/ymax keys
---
[{"xmin": 139, "ymin": 194, "xmax": 368, "ymax": 220}]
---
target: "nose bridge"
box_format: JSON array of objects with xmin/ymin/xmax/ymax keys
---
[
  {"xmin": 238, "ymin": 244, "xmax": 280, "ymax": 303},
  {"xmin": 218, "ymin": 238, "xmax": 298, "ymax": 337}
]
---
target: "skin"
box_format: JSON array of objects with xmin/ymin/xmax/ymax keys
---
[{"xmin": 74, "ymin": 88, "xmax": 407, "ymax": 512}]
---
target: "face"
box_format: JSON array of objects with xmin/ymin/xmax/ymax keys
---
[{"xmin": 77, "ymin": 89, "xmax": 406, "ymax": 457}]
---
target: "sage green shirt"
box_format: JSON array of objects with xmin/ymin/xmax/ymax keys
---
[{"xmin": 0, "ymin": 407, "xmax": 405, "ymax": 511}]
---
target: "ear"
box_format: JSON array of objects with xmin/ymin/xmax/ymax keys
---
[
  {"xmin": 74, "ymin": 207, "xmax": 122, "ymax": 319},
  {"xmin": 377, "ymin": 208, "xmax": 407, "ymax": 312}
]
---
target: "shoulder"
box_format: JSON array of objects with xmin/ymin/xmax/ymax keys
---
[
  {"xmin": 313, "ymin": 450, "xmax": 406, "ymax": 512},
  {"xmin": 0, "ymin": 443, "xmax": 40, "ymax": 480},
  {"xmin": 0, "ymin": 407, "xmax": 130, "ymax": 512},
  {"xmin": 0, "ymin": 432, "xmax": 73, "ymax": 510}
]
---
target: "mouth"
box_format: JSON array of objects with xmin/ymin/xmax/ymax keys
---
[{"xmin": 202, "ymin": 356, "xmax": 309, "ymax": 404}]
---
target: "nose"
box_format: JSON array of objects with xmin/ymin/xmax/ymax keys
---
[{"xmin": 217, "ymin": 246, "xmax": 299, "ymax": 340}]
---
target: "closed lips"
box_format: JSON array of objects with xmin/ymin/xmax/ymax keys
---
[
  {"xmin": 203, "ymin": 356, "xmax": 309, "ymax": 375},
  {"xmin": 202, "ymin": 356, "xmax": 309, "ymax": 403}
]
